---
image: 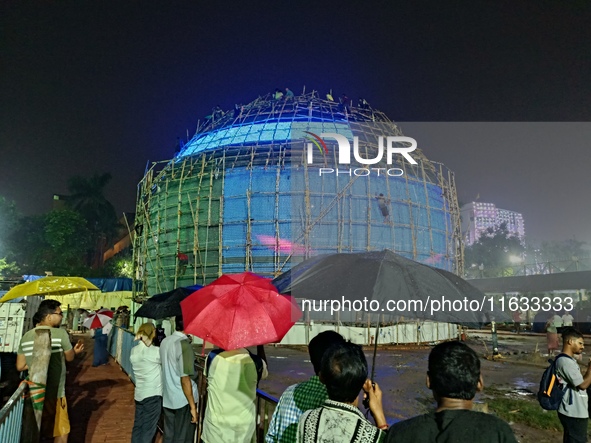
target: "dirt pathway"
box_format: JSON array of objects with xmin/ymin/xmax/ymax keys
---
[{"xmin": 66, "ymin": 333, "xmax": 135, "ymax": 443}]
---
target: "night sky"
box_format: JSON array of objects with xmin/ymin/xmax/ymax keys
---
[{"xmin": 1, "ymin": 1, "xmax": 590, "ymax": 245}]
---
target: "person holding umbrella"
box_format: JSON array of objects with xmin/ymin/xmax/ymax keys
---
[
  {"xmin": 266, "ymin": 331, "xmax": 346, "ymax": 443},
  {"xmin": 202, "ymin": 344, "xmax": 268, "ymax": 443},
  {"xmin": 296, "ymin": 341, "xmax": 387, "ymax": 442},
  {"xmin": 85, "ymin": 309, "xmax": 113, "ymax": 367},
  {"xmin": 181, "ymin": 272, "xmax": 300, "ymax": 443},
  {"xmin": 16, "ymin": 300, "xmax": 84, "ymax": 443},
  {"xmin": 90, "ymin": 326, "xmax": 109, "ymax": 366}
]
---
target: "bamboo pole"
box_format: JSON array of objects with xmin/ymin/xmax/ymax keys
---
[
  {"xmin": 218, "ymin": 152, "xmax": 225, "ymax": 277},
  {"xmin": 245, "ymin": 148, "xmax": 255, "ymax": 272},
  {"xmin": 193, "ymin": 155, "xmax": 207, "ymax": 284},
  {"xmin": 204, "ymin": 159, "xmax": 214, "ymax": 281},
  {"xmin": 401, "ymin": 160, "xmax": 417, "ymax": 259},
  {"xmin": 174, "ymin": 159, "xmax": 187, "ymax": 288},
  {"xmin": 364, "ymin": 145, "xmax": 371, "ymax": 251},
  {"xmin": 420, "ymin": 161, "xmax": 435, "ymax": 258},
  {"xmin": 273, "ymin": 146, "xmax": 282, "ymax": 275},
  {"xmin": 29, "ymin": 329, "xmax": 52, "ymax": 431},
  {"xmin": 161, "ymin": 170, "xmax": 171, "ymax": 292},
  {"xmin": 303, "ymin": 152, "xmax": 311, "ymax": 258},
  {"xmin": 448, "ymin": 169, "xmax": 463, "ymax": 275}
]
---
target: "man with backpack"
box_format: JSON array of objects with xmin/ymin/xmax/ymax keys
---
[{"xmin": 554, "ymin": 327, "xmax": 591, "ymax": 442}]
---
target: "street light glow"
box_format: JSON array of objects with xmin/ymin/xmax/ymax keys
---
[{"xmin": 508, "ymin": 255, "xmax": 523, "ymax": 264}]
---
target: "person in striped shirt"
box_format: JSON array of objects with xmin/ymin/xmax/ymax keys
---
[{"xmin": 16, "ymin": 300, "xmax": 84, "ymax": 443}]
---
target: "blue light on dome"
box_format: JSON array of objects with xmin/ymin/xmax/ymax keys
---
[{"xmin": 178, "ymin": 121, "xmax": 355, "ymax": 157}]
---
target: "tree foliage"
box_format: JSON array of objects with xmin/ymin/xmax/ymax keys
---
[
  {"xmin": 67, "ymin": 173, "xmax": 118, "ymax": 234},
  {"xmin": 464, "ymin": 223, "xmax": 525, "ymax": 277},
  {"xmin": 11, "ymin": 214, "xmax": 48, "ymax": 274},
  {"xmin": 101, "ymin": 250, "xmax": 133, "ymax": 278},
  {"xmin": 0, "ymin": 257, "xmax": 20, "ymax": 278},
  {"xmin": 43, "ymin": 209, "xmax": 93, "ymax": 273},
  {"xmin": 11, "ymin": 210, "xmax": 92, "ymax": 275},
  {"xmin": 0, "ymin": 196, "xmax": 19, "ymax": 255},
  {"xmin": 0, "ymin": 196, "xmax": 21, "ymax": 277},
  {"xmin": 1, "ymin": 176, "xmax": 123, "ymax": 277},
  {"xmin": 539, "ymin": 239, "xmax": 587, "ymax": 262},
  {"xmin": 66, "ymin": 173, "xmax": 120, "ymax": 266}
]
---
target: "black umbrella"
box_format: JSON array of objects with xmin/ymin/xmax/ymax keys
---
[
  {"xmin": 273, "ymin": 249, "xmax": 507, "ymax": 326},
  {"xmin": 135, "ymin": 285, "xmax": 202, "ymax": 319},
  {"xmin": 273, "ymin": 249, "xmax": 507, "ymax": 380}
]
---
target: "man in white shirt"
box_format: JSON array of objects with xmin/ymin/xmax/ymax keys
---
[
  {"xmin": 562, "ymin": 312, "xmax": 575, "ymax": 327},
  {"xmin": 159, "ymin": 316, "xmax": 198, "ymax": 443}
]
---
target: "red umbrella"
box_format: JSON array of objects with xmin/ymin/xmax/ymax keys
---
[
  {"xmin": 83, "ymin": 309, "xmax": 114, "ymax": 329},
  {"xmin": 180, "ymin": 272, "xmax": 302, "ymax": 350}
]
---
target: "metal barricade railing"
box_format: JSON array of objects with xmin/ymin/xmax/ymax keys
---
[
  {"xmin": 255, "ymin": 389, "xmax": 279, "ymax": 442},
  {"xmin": 109, "ymin": 329, "xmax": 279, "ymax": 443},
  {"xmin": 108, "ymin": 325, "xmax": 136, "ymax": 383},
  {"xmin": 194, "ymin": 355, "xmax": 208, "ymax": 441},
  {"xmin": 0, "ymin": 381, "xmax": 28, "ymax": 443}
]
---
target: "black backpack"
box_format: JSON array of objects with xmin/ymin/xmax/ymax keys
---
[{"xmin": 538, "ymin": 353, "xmax": 574, "ymax": 410}]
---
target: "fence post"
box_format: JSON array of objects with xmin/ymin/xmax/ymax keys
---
[{"xmin": 29, "ymin": 329, "xmax": 51, "ymax": 431}]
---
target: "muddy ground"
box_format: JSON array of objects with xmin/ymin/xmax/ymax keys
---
[{"xmin": 259, "ymin": 331, "xmax": 573, "ymax": 443}]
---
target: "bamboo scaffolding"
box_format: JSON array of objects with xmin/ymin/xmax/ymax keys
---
[
  {"xmin": 401, "ymin": 160, "xmax": 418, "ymax": 259},
  {"xmin": 420, "ymin": 161, "xmax": 435, "ymax": 258},
  {"xmin": 133, "ymin": 92, "xmax": 462, "ymax": 294}
]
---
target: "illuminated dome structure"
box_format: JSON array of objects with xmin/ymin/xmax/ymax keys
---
[{"xmin": 134, "ymin": 91, "xmax": 462, "ymax": 295}]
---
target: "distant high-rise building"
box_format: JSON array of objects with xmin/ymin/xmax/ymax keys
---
[{"xmin": 461, "ymin": 202, "xmax": 525, "ymax": 245}]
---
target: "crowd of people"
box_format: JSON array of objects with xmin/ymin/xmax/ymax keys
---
[
  {"xmin": 128, "ymin": 314, "xmax": 268, "ymax": 443},
  {"xmin": 229, "ymin": 88, "xmax": 372, "ymax": 121},
  {"xmin": 267, "ymin": 333, "xmax": 517, "ymax": 443},
  {"xmin": 124, "ymin": 322, "xmax": 523, "ymax": 442},
  {"xmin": 126, "ymin": 324, "xmax": 591, "ymax": 443},
  {"xmin": 16, "ymin": 303, "xmax": 591, "ymax": 443},
  {"xmin": 547, "ymin": 310, "xmax": 576, "ymax": 355},
  {"xmin": 127, "ymin": 324, "xmax": 521, "ymax": 443}
]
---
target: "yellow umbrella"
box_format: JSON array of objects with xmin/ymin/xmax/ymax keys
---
[{"xmin": 0, "ymin": 276, "xmax": 100, "ymax": 302}]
